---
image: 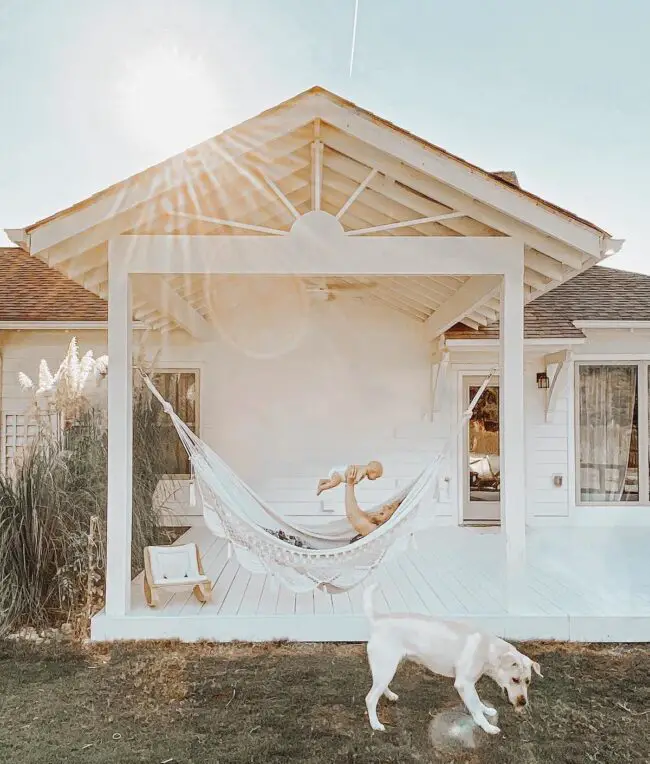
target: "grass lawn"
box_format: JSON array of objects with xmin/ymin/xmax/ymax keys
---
[{"xmin": 1, "ymin": 640, "xmax": 649, "ymax": 763}]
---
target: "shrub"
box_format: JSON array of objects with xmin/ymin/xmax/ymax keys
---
[{"xmin": 0, "ymin": 339, "xmax": 175, "ymax": 636}]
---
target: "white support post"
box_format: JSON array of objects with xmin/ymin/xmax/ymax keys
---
[
  {"xmin": 500, "ymin": 254, "xmax": 526, "ymax": 611},
  {"xmin": 105, "ymin": 243, "xmax": 133, "ymax": 617}
]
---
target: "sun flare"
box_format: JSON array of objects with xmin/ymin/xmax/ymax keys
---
[{"xmin": 116, "ymin": 43, "xmax": 221, "ymax": 155}]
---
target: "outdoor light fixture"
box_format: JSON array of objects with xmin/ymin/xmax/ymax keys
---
[{"xmin": 536, "ymin": 372, "xmax": 550, "ymax": 390}]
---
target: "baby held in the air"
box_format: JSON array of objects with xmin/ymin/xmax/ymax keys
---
[{"xmin": 316, "ymin": 461, "xmax": 383, "ymax": 496}]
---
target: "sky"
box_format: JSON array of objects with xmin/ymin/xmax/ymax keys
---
[{"xmin": 0, "ymin": 0, "xmax": 648, "ymax": 272}]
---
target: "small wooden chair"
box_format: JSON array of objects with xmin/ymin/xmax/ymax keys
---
[{"xmin": 143, "ymin": 543, "xmax": 212, "ymax": 607}]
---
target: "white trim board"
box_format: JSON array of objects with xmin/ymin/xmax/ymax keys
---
[
  {"xmin": 573, "ymin": 321, "xmax": 650, "ymax": 330},
  {"xmin": 90, "ymin": 612, "xmax": 650, "ymax": 643},
  {"xmin": 116, "ymin": 231, "xmax": 524, "ymax": 277},
  {"xmin": 445, "ymin": 338, "xmax": 585, "ymax": 348},
  {"xmin": 0, "ymin": 321, "xmax": 145, "ymax": 330}
]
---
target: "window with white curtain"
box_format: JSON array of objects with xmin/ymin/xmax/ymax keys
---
[{"xmin": 576, "ymin": 363, "xmax": 646, "ymax": 504}]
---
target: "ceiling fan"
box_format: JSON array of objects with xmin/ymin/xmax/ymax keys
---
[{"xmin": 304, "ymin": 279, "xmax": 378, "ymax": 301}]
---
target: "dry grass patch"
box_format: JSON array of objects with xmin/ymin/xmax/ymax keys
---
[{"xmin": 1, "ymin": 639, "xmax": 649, "ymax": 763}]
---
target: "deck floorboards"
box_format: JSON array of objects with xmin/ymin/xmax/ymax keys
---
[{"xmin": 100, "ymin": 524, "xmax": 650, "ymax": 643}]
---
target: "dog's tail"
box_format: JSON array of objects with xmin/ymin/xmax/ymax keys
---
[{"xmin": 363, "ymin": 583, "xmax": 379, "ymax": 623}]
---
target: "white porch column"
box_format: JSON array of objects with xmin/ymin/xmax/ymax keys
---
[
  {"xmin": 105, "ymin": 243, "xmax": 133, "ymax": 616},
  {"xmin": 500, "ymin": 252, "xmax": 526, "ymax": 609}
]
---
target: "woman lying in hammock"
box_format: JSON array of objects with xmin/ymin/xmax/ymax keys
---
[{"xmin": 344, "ymin": 465, "xmax": 402, "ymax": 539}]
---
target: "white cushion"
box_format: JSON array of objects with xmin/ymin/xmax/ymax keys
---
[{"xmin": 148, "ymin": 543, "xmax": 204, "ymax": 585}]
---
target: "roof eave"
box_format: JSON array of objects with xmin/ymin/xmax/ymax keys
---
[
  {"xmin": 600, "ymin": 238, "xmax": 625, "ymax": 258},
  {"xmin": 4, "ymin": 228, "xmax": 29, "ymax": 251}
]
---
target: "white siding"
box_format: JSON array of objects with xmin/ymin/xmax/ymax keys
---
[
  {"xmin": 5, "ymin": 321, "xmax": 650, "ymax": 528},
  {"xmin": 524, "ymin": 355, "xmax": 570, "ymax": 519},
  {"xmin": 0, "ymin": 329, "xmax": 108, "ymax": 415}
]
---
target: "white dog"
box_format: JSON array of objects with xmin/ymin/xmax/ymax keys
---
[{"xmin": 362, "ymin": 584, "xmax": 542, "ymax": 734}]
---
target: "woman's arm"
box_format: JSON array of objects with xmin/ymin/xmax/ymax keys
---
[{"xmin": 344, "ymin": 466, "xmax": 376, "ymax": 536}]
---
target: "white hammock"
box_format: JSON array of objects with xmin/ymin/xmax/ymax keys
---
[{"xmin": 141, "ymin": 369, "xmax": 495, "ymax": 593}]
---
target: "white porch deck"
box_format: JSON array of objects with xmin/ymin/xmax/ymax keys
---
[{"xmin": 92, "ymin": 524, "xmax": 650, "ymax": 643}]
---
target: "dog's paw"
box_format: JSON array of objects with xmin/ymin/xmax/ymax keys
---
[
  {"xmin": 384, "ymin": 690, "xmax": 399, "ymax": 702},
  {"xmin": 370, "ymin": 722, "xmax": 386, "ymax": 732},
  {"xmin": 483, "ymin": 706, "xmax": 497, "ymax": 718},
  {"xmin": 482, "ymin": 723, "xmax": 501, "ymax": 735}
]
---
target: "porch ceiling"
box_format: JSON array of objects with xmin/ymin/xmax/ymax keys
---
[{"xmin": 6, "ymin": 86, "xmax": 621, "ymax": 337}]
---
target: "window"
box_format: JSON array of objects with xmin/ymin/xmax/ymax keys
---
[
  {"xmin": 150, "ymin": 370, "xmax": 199, "ymax": 477},
  {"xmin": 576, "ymin": 363, "xmax": 648, "ymax": 504}
]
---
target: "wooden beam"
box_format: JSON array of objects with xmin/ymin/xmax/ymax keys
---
[
  {"xmin": 326, "ymin": 152, "xmax": 464, "ymax": 227},
  {"xmin": 164, "ymin": 210, "xmax": 287, "ymax": 236},
  {"xmin": 311, "ymin": 127, "xmax": 323, "ymax": 212},
  {"xmin": 321, "ymin": 183, "xmax": 426, "ymax": 236},
  {"xmin": 525, "ymin": 248, "xmax": 565, "ymax": 281},
  {"xmin": 153, "ymin": 151, "xmax": 310, "ymax": 236},
  {"xmin": 346, "ymin": 212, "xmax": 464, "ymax": 236},
  {"xmin": 30, "ymin": 97, "xmax": 322, "ymax": 258},
  {"xmin": 315, "ymin": 99, "xmax": 603, "ymax": 256},
  {"xmin": 370, "ymin": 284, "xmax": 431, "ymax": 318},
  {"xmin": 524, "ymin": 268, "xmax": 553, "ymax": 292},
  {"xmin": 424, "ymin": 275, "xmax": 502, "ymax": 340},
  {"xmin": 131, "ymin": 276, "xmax": 214, "ymax": 341},
  {"xmin": 121, "ymin": 233, "xmax": 522, "ymax": 277},
  {"xmin": 336, "ymin": 168, "xmax": 378, "ymax": 220},
  {"xmin": 64, "ymin": 244, "xmax": 108, "ymax": 278},
  {"xmin": 385, "ymin": 278, "xmax": 444, "ymax": 310},
  {"xmin": 460, "ymin": 316, "xmax": 481, "ymax": 330},
  {"xmin": 321, "ymin": 127, "xmax": 591, "ymax": 267},
  {"xmin": 83, "ymin": 265, "xmax": 109, "ymax": 290},
  {"xmin": 260, "ymin": 172, "xmax": 301, "ymax": 219}
]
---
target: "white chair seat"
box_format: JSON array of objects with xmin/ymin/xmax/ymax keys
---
[
  {"xmin": 153, "ymin": 574, "xmax": 209, "ymax": 586},
  {"xmin": 143, "ymin": 542, "xmax": 212, "ymax": 607}
]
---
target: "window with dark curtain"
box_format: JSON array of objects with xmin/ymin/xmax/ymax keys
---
[{"xmin": 151, "ymin": 371, "xmax": 198, "ymax": 476}]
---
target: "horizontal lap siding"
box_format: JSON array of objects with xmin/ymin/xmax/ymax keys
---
[
  {"xmin": 0, "ymin": 330, "xmax": 107, "ymax": 414},
  {"xmin": 525, "ymin": 357, "xmax": 570, "ymax": 518},
  {"xmin": 0, "ymin": 331, "xmax": 108, "ymax": 474}
]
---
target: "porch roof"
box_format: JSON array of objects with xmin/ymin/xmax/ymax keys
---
[
  {"xmin": 0, "ymin": 246, "xmax": 107, "ymax": 322},
  {"xmin": 447, "ymin": 266, "xmax": 650, "ymax": 339},
  {"xmin": 5, "ymin": 86, "xmax": 622, "ymax": 337}
]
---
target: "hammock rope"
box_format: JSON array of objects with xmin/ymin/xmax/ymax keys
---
[{"xmin": 137, "ymin": 367, "xmax": 496, "ymax": 592}]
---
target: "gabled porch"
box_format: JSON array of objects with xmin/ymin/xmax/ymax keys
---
[{"xmin": 7, "ymin": 86, "xmax": 624, "ymax": 642}]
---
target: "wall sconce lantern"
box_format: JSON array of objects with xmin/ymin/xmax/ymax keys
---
[{"xmin": 536, "ymin": 372, "xmax": 550, "ymax": 390}]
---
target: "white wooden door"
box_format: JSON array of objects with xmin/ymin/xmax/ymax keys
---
[{"xmin": 462, "ymin": 376, "xmax": 501, "ymax": 524}]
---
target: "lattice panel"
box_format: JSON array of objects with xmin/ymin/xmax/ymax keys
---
[{"xmin": 2, "ymin": 412, "xmax": 59, "ymax": 473}]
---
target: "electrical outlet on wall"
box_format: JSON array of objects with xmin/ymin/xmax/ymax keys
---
[{"xmin": 552, "ymin": 474, "xmax": 563, "ymax": 488}]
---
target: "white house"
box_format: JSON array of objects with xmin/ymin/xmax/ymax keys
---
[{"xmin": 4, "ymin": 86, "xmax": 649, "ymax": 643}]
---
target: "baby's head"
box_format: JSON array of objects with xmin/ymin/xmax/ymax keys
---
[{"xmin": 366, "ymin": 460, "xmax": 383, "ymax": 480}]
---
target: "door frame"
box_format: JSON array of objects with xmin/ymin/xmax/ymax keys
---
[{"xmin": 456, "ymin": 369, "xmax": 502, "ymax": 526}]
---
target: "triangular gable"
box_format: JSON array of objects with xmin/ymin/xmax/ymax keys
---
[{"xmin": 6, "ymin": 86, "xmax": 622, "ymax": 334}]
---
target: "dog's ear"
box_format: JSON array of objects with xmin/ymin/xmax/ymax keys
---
[{"xmin": 499, "ymin": 650, "xmax": 520, "ymax": 670}]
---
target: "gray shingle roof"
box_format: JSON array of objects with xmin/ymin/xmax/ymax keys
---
[{"xmin": 446, "ymin": 266, "xmax": 650, "ymax": 340}]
